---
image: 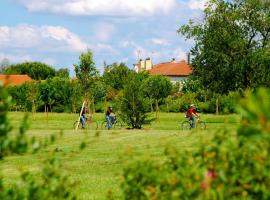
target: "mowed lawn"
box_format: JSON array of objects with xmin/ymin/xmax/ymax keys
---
[{"xmin": 1, "ymin": 112, "xmax": 240, "ymax": 199}]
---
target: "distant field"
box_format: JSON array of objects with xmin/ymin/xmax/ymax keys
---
[{"xmin": 1, "ymin": 112, "xmax": 240, "ymax": 199}]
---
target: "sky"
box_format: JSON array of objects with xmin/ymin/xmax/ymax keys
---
[{"xmin": 0, "ymin": 0, "xmax": 206, "ymax": 75}]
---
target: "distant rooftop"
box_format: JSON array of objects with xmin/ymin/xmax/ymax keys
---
[
  {"xmin": 149, "ymin": 60, "xmax": 192, "ymax": 76},
  {"xmin": 0, "ymin": 74, "xmax": 33, "ymax": 86}
]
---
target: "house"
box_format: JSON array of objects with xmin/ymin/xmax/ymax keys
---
[
  {"xmin": 134, "ymin": 58, "xmax": 192, "ymax": 84},
  {"xmin": 0, "ymin": 74, "xmax": 33, "ymax": 86}
]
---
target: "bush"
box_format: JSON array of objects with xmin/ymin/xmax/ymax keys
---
[
  {"xmin": 0, "ymin": 85, "xmax": 78, "ymax": 199},
  {"xmin": 121, "ymin": 87, "xmax": 270, "ymax": 199},
  {"xmin": 118, "ymin": 72, "xmax": 150, "ymax": 129}
]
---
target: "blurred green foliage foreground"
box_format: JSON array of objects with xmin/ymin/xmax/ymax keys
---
[
  {"xmin": 0, "ymin": 86, "xmax": 77, "ymax": 199},
  {"xmin": 122, "ymin": 88, "xmax": 270, "ymax": 200}
]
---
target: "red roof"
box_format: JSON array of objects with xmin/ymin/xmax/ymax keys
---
[
  {"xmin": 149, "ymin": 60, "xmax": 192, "ymax": 76},
  {"xmin": 0, "ymin": 74, "xmax": 33, "ymax": 86}
]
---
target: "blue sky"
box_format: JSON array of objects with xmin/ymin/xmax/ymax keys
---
[{"xmin": 0, "ymin": 0, "xmax": 206, "ymax": 75}]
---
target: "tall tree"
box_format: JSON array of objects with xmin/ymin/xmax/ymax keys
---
[
  {"xmin": 119, "ymin": 72, "xmax": 149, "ymax": 129},
  {"xmin": 142, "ymin": 75, "xmax": 172, "ymax": 119},
  {"xmin": 103, "ymin": 62, "xmax": 132, "ymax": 90},
  {"xmin": 74, "ymin": 50, "xmax": 99, "ymax": 113},
  {"xmin": 179, "ymin": 0, "xmax": 270, "ymax": 94}
]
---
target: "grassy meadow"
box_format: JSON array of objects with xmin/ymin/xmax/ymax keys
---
[{"xmin": 1, "ymin": 112, "xmax": 240, "ymax": 199}]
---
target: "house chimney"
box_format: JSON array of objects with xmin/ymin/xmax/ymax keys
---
[
  {"xmin": 187, "ymin": 52, "xmax": 191, "ymax": 65},
  {"xmin": 145, "ymin": 57, "xmax": 153, "ymax": 70},
  {"xmin": 140, "ymin": 59, "xmax": 145, "ymax": 71},
  {"xmin": 171, "ymin": 58, "xmax": 176, "ymax": 63}
]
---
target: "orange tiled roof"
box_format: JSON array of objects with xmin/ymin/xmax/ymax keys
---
[
  {"xmin": 0, "ymin": 74, "xmax": 33, "ymax": 86},
  {"xmin": 149, "ymin": 60, "xmax": 192, "ymax": 76}
]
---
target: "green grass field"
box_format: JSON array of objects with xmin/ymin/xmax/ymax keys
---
[{"xmin": 1, "ymin": 112, "xmax": 240, "ymax": 199}]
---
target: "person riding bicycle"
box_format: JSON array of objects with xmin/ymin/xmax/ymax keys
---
[
  {"xmin": 80, "ymin": 107, "xmax": 88, "ymax": 129},
  {"xmin": 106, "ymin": 106, "xmax": 115, "ymax": 129},
  {"xmin": 185, "ymin": 104, "xmax": 199, "ymax": 128}
]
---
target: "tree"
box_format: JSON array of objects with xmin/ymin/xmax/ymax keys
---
[
  {"xmin": 103, "ymin": 63, "xmax": 132, "ymax": 90},
  {"xmin": 56, "ymin": 68, "xmax": 69, "ymax": 78},
  {"xmin": 26, "ymin": 82, "xmax": 40, "ymax": 116},
  {"xmin": 74, "ymin": 50, "xmax": 99, "ymax": 114},
  {"xmin": 142, "ymin": 75, "xmax": 172, "ymax": 119},
  {"xmin": 3, "ymin": 62, "xmax": 56, "ymax": 80},
  {"xmin": 179, "ymin": 0, "xmax": 270, "ymax": 94},
  {"xmin": 119, "ymin": 72, "xmax": 149, "ymax": 129}
]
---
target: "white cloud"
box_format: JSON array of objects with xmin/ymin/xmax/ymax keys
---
[
  {"xmin": 187, "ymin": 0, "xmax": 208, "ymax": 10},
  {"xmin": 41, "ymin": 58, "xmax": 56, "ymax": 66},
  {"xmin": 151, "ymin": 38, "xmax": 169, "ymax": 46},
  {"xmin": 17, "ymin": 0, "xmax": 176, "ymax": 16},
  {"xmin": 121, "ymin": 40, "xmax": 187, "ymax": 63},
  {"xmin": 95, "ymin": 23, "xmax": 115, "ymax": 42},
  {"xmin": 0, "ymin": 24, "xmax": 88, "ymax": 52},
  {"xmin": 150, "ymin": 48, "xmax": 187, "ymax": 62}
]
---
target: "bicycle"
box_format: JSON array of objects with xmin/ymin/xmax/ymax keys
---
[
  {"xmin": 101, "ymin": 116, "xmax": 124, "ymax": 129},
  {"xmin": 180, "ymin": 117, "xmax": 206, "ymax": 130},
  {"xmin": 73, "ymin": 114, "xmax": 98, "ymax": 130}
]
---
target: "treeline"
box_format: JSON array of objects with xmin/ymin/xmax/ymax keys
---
[
  {"xmin": 4, "ymin": 51, "xmax": 241, "ymax": 115},
  {"xmin": 6, "ymin": 62, "xmax": 239, "ymax": 115},
  {"xmin": 2, "ymin": 61, "xmax": 69, "ymax": 79}
]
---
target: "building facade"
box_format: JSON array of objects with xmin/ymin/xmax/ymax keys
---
[{"xmin": 134, "ymin": 58, "xmax": 192, "ymax": 84}]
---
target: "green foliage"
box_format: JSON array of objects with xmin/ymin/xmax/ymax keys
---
[
  {"xmin": 0, "ymin": 85, "xmax": 77, "ymax": 199},
  {"xmin": 56, "ymin": 68, "xmax": 69, "ymax": 78},
  {"xmin": 142, "ymin": 75, "xmax": 172, "ymax": 100},
  {"xmin": 179, "ymin": 0, "xmax": 270, "ymax": 94},
  {"xmin": 121, "ymin": 87, "xmax": 270, "ymax": 199},
  {"xmin": 7, "ymin": 78, "xmax": 81, "ymax": 113},
  {"xmin": 142, "ymin": 75, "xmax": 172, "ymax": 118},
  {"xmin": 161, "ymin": 92, "xmax": 238, "ymax": 114},
  {"xmin": 182, "ymin": 77, "xmax": 202, "ymax": 93},
  {"xmin": 74, "ymin": 50, "xmax": 99, "ymax": 99},
  {"xmin": 118, "ymin": 72, "xmax": 150, "ymax": 129},
  {"xmin": 103, "ymin": 63, "xmax": 132, "ymax": 90},
  {"xmin": 3, "ymin": 62, "xmax": 56, "ymax": 80},
  {"xmin": 1, "ymin": 157, "xmax": 76, "ymax": 200}
]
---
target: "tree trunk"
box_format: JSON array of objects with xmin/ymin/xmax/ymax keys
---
[
  {"xmin": 45, "ymin": 105, "xmax": 48, "ymax": 126},
  {"xmin": 32, "ymin": 100, "xmax": 36, "ymax": 120},
  {"xmin": 156, "ymin": 98, "xmax": 159, "ymax": 120},
  {"xmin": 216, "ymin": 97, "xmax": 219, "ymax": 115},
  {"xmin": 92, "ymin": 99, "xmax": 95, "ymax": 114},
  {"xmin": 150, "ymin": 98, "xmax": 153, "ymax": 113}
]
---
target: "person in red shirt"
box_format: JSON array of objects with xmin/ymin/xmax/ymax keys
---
[{"xmin": 186, "ymin": 104, "xmax": 199, "ymax": 128}]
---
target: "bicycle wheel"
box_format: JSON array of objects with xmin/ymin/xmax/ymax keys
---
[
  {"xmin": 181, "ymin": 121, "xmax": 191, "ymax": 130},
  {"xmin": 197, "ymin": 121, "xmax": 206, "ymax": 130},
  {"xmin": 101, "ymin": 121, "xmax": 108, "ymax": 129},
  {"xmin": 74, "ymin": 120, "xmax": 82, "ymax": 130},
  {"xmin": 114, "ymin": 121, "xmax": 123, "ymax": 129},
  {"xmin": 93, "ymin": 121, "xmax": 99, "ymax": 130}
]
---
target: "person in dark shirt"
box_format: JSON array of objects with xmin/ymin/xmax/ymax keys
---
[
  {"xmin": 106, "ymin": 106, "xmax": 114, "ymax": 129},
  {"xmin": 185, "ymin": 104, "xmax": 199, "ymax": 128}
]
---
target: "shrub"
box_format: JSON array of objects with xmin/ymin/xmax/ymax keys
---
[
  {"xmin": 0, "ymin": 85, "xmax": 77, "ymax": 199},
  {"xmin": 118, "ymin": 72, "xmax": 150, "ymax": 129},
  {"xmin": 121, "ymin": 87, "xmax": 270, "ymax": 199}
]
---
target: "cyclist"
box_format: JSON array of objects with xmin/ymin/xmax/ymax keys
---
[
  {"xmin": 185, "ymin": 104, "xmax": 199, "ymax": 128},
  {"xmin": 106, "ymin": 106, "xmax": 114, "ymax": 129},
  {"xmin": 80, "ymin": 107, "xmax": 88, "ymax": 129}
]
